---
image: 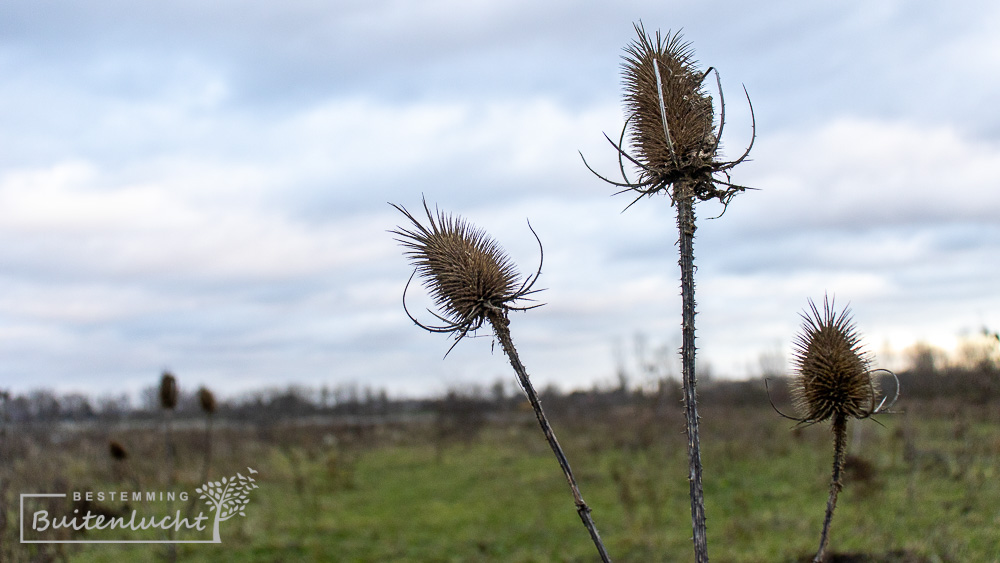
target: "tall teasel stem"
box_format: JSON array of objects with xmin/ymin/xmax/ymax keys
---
[
  {"xmin": 159, "ymin": 371, "xmax": 178, "ymax": 488},
  {"xmin": 676, "ymin": 182, "xmax": 708, "ymax": 561},
  {"xmin": 391, "ymin": 200, "xmax": 612, "ymax": 562},
  {"xmin": 581, "ymin": 23, "xmax": 757, "ymax": 562},
  {"xmin": 159, "ymin": 371, "xmax": 178, "ymax": 562}
]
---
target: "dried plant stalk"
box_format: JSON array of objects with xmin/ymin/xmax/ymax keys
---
[
  {"xmin": 158, "ymin": 370, "xmax": 178, "ymax": 562},
  {"xmin": 197, "ymin": 386, "xmax": 216, "ymax": 484},
  {"xmin": 582, "ymin": 24, "xmax": 758, "ymax": 561},
  {"xmin": 392, "ymin": 200, "xmax": 612, "ymax": 562},
  {"xmin": 675, "ymin": 185, "xmax": 708, "ymax": 562}
]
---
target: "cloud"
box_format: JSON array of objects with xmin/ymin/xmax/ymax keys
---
[{"xmin": 720, "ymin": 117, "xmax": 1000, "ymax": 233}]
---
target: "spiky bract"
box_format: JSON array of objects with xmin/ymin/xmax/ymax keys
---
[
  {"xmin": 623, "ymin": 24, "xmax": 715, "ymax": 181},
  {"xmin": 391, "ymin": 200, "xmax": 542, "ymax": 347},
  {"xmin": 791, "ymin": 297, "xmax": 877, "ymax": 423}
]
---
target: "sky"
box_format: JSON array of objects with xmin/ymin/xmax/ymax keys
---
[{"xmin": 1, "ymin": 1, "xmax": 999, "ymax": 400}]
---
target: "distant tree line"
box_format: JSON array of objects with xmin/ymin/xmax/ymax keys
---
[{"xmin": 1, "ymin": 328, "xmax": 997, "ymax": 426}]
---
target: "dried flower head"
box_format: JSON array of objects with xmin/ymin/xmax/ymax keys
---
[
  {"xmin": 159, "ymin": 371, "xmax": 178, "ymax": 410},
  {"xmin": 198, "ymin": 386, "xmax": 216, "ymax": 414},
  {"xmin": 581, "ymin": 23, "xmax": 755, "ymax": 212},
  {"xmin": 623, "ymin": 25, "xmax": 715, "ymax": 178},
  {"xmin": 790, "ymin": 297, "xmax": 878, "ymax": 423},
  {"xmin": 390, "ymin": 199, "xmax": 543, "ymax": 352},
  {"xmin": 109, "ymin": 440, "xmax": 128, "ymax": 461}
]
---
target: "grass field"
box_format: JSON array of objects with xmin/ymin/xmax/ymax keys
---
[{"xmin": 6, "ymin": 399, "xmax": 1000, "ymax": 562}]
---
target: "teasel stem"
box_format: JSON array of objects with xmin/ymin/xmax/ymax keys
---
[
  {"xmin": 185, "ymin": 400, "xmax": 216, "ymax": 523},
  {"xmin": 815, "ymin": 412, "xmax": 848, "ymax": 563},
  {"xmin": 676, "ymin": 182, "xmax": 709, "ymax": 563},
  {"xmin": 198, "ymin": 387, "xmax": 216, "ymax": 486},
  {"xmin": 201, "ymin": 410, "xmax": 214, "ymax": 484},
  {"xmin": 487, "ymin": 309, "xmax": 612, "ymax": 563}
]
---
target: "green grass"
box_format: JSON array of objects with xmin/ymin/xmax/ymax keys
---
[{"xmin": 14, "ymin": 404, "xmax": 1000, "ymax": 562}]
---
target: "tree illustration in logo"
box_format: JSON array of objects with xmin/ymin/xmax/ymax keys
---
[{"xmin": 195, "ymin": 467, "xmax": 259, "ymax": 543}]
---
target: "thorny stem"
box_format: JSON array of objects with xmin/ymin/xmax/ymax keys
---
[
  {"xmin": 677, "ymin": 184, "xmax": 709, "ymax": 563},
  {"xmin": 815, "ymin": 412, "xmax": 848, "ymax": 563},
  {"xmin": 488, "ymin": 310, "xmax": 612, "ymax": 563}
]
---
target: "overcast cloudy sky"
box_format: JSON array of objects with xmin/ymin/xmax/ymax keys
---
[{"xmin": 2, "ymin": 1, "xmax": 998, "ymax": 400}]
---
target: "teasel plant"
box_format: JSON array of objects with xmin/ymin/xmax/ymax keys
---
[
  {"xmin": 391, "ymin": 199, "xmax": 612, "ymax": 562},
  {"xmin": 580, "ymin": 22, "xmax": 755, "ymax": 562},
  {"xmin": 159, "ymin": 370, "xmax": 179, "ymax": 561},
  {"xmin": 768, "ymin": 296, "xmax": 899, "ymax": 562},
  {"xmin": 159, "ymin": 371, "xmax": 179, "ymax": 481},
  {"xmin": 182, "ymin": 386, "xmax": 218, "ymax": 522}
]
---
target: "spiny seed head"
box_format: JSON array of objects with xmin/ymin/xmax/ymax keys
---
[
  {"xmin": 159, "ymin": 371, "xmax": 178, "ymax": 410},
  {"xmin": 198, "ymin": 386, "xmax": 216, "ymax": 414},
  {"xmin": 623, "ymin": 23, "xmax": 716, "ymax": 180},
  {"xmin": 791, "ymin": 296, "xmax": 877, "ymax": 422},
  {"xmin": 391, "ymin": 200, "xmax": 541, "ymax": 343},
  {"xmin": 582, "ymin": 22, "xmax": 754, "ymax": 211}
]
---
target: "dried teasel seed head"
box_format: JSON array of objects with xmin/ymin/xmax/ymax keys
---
[
  {"xmin": 581, "ymin": 22, "xmax": 755, "ymax": 213},
  {"xmin": 623, "ymin": 23, "xmax": 716, "ymax": 179},
  {"xmin": 390, "ymin": 199, "xmax": 542, "ymax": 348},
  {"xmin": 197, "ymin": 386, "xmax": 216, "ymax": 414},
  {"xmin": 791, "ymin": 296, "xmax": 877, "ymax": 422},
  {"xmin": 159, "ymin": 371, "xmax": 178, "ymax": 410},
  {"xmin": 109, "ymin": 440, "xmax": 128, "ymax": 461}
]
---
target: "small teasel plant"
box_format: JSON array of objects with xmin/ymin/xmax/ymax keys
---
[
  {"xmin": 182, "ymin": 386, "xmax": 218, "ymax": 521},
  {"xmin": 108, "ymin": 439, "xmax": 128, "ymax": 480},
  {"xmin": 391, "ymin": 199, "xmax": 612, "ymax": 562},
  {"xmin": 770, "ymin": 296, "xmax": 898, "ymax": 562},
  {"xmin": 159, "ymin": 371, "xmax": 179, "ymax": 483},
  {"xmin": 159, "ymin": 370, "xmax": 179, "ymax": 560},
  {"xmin": 581, "ymin": 22, "xmax": 755, "ymax": 562},
  {"xmin": 108, "ymin": 439, "xmax": 142, "ymax": 490}
]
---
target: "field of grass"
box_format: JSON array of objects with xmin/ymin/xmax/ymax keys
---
[{"xmin": 6, "ymin": 400, "xmax": 1000, "ymax": 562}]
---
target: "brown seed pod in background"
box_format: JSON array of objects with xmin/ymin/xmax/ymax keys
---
[
  {"xmin": 197, "ymin": 386, "xmax": 216, "ymax": 414},
  {"xmin": 790, "ymin": 296, "xmax": 878, "ymax": 423},
  {"xmin": 390, "ymin": 199, "xmax": 543, "ymax": 353},
  {"xmin": 159, "ymin": 371, "xmax": 178, "ymax": 410},
  {"xmin": 108, "ymin": 440, "xmax": 128, "ymax": 461}
]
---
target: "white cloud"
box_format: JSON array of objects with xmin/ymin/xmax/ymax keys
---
[{"xmin": 732, "ymin": 117, "xmax": 1000, "ymax": 231}]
